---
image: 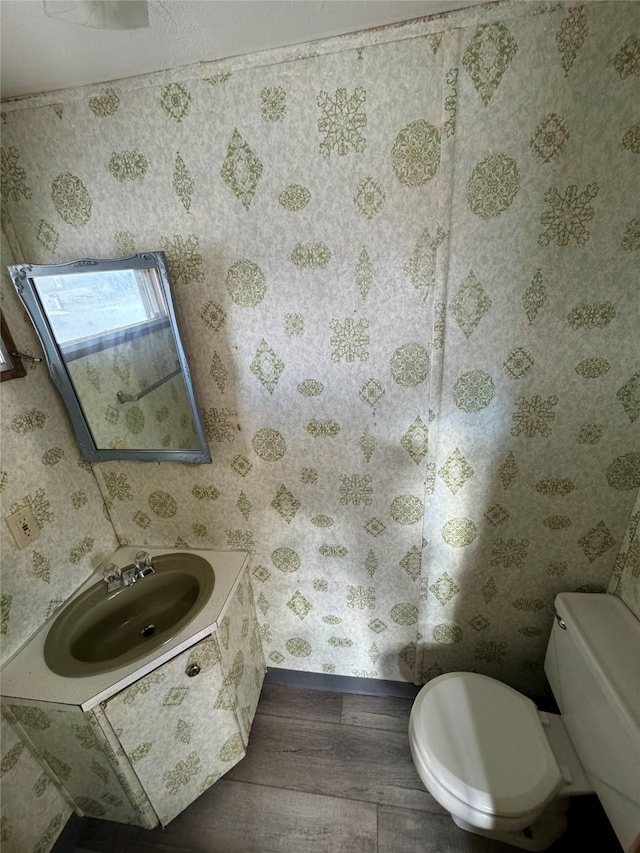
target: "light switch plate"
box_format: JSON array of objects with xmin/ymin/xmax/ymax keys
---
[{"xmin": 5, "ymin": 505, "xmax": 40, "ymax": 549}]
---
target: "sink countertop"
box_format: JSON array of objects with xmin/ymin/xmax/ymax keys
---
[{"xmin": 0, "ymin": 546, "xmax": 248, "ymax": 712}]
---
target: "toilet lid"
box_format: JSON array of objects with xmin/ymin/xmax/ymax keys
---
[{"xmin": 410, "ymin": 672, "xmax": 562, "ymax": 818}]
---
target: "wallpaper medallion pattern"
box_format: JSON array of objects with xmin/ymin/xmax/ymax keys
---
[{"xmin": 1, "ymin": 6, "xmax": 639, "ymax": 848}]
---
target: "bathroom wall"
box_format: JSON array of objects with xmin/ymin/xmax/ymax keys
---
[
  {"xmin": 609, "ymin": 490, "xmax": 640, "ymax": 620},
  {"xmin": 1, "ymin": 0, "xmax": 638, "ymax": 703},
  {"xmin": 0, "ymin": 230, "xmax": 119, "ymax": 850}
]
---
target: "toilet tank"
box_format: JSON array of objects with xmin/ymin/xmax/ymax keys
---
[{"xmin": 544, "ymin": 592, "xmax": 640, "ymax": 852}]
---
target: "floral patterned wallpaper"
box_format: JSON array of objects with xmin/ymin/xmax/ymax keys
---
[
  {"xmin": 1, "ymin": 1, "xmax": 638, "ymax": 700},
  {"xmin": 1, "ymin": 3, "xmax": 638, "ymax": 850}
]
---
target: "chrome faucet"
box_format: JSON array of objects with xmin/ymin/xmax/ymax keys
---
[{"xmin": 102, "ymin": 551, "xmax": 155, "ymax": 592}]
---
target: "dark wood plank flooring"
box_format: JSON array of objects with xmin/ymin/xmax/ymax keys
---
[{"xmin": 76, "ymin": 685, "xmax": 621, "ymax": 853}]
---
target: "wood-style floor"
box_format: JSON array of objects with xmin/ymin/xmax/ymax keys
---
[{"xmin": 75, "ymin": 685, "xmax": 620, "ymax": 853}]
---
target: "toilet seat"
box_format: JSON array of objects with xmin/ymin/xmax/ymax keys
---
[{"xmin": 409, "ymin": 672, "xmax": 562, "ymax": 821}]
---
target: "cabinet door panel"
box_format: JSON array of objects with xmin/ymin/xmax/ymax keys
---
[
  {"xmin": 217, "ymin": 571, "xmax": 266, "ymax": 744},
  {"xmin": 103, "ymin": 635, "xmax": 244, "ymax": 825}
]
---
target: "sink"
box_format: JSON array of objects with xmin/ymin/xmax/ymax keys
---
[{"xmin": 44, "ymin": 553, "xmax": 215, "ymax": 678}]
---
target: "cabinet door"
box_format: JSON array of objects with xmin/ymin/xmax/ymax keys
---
[
  {"xmin": 217, "ymin": 569, "xmax": 266, "ymax": 744},
  {"xmin": 103, "ymin": 635, "xmax": 245, "ymax": 825}
]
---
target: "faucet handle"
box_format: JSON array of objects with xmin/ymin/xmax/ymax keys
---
[
  {"xmin": 102, "ymin": 563, "xmax": 121, "ymax": 584},
  {"xmin": 134, "ymin": 551, "xmax": 151, "ymax": 569}
]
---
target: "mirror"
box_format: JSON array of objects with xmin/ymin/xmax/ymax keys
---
[{"xmin": 8, "ymin": 252, "xmax": 211, "ymax": 463}]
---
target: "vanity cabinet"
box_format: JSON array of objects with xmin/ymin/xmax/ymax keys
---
[{"xmin": 2, "ymin": 565, "xmax": 265, "ymax": 828}]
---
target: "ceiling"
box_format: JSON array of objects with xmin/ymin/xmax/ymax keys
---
[{"xmin": 0, "ymin": 0, "xmax": 486, "ymax": 101}]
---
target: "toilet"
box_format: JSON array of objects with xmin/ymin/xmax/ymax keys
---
[{"xmin": 408, "ymin": 593, "xmax": 640, "ymax": 851}]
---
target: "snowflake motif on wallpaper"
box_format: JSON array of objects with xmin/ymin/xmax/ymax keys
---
[
  {"xmin": 523, "ymin": 269, "xmax": 546, "ymax": 324},
  {"xmin": 51, "ymin": 172, "xmax": 92, "ymax": 226},
  {"xmin": 444, "ymin": 68, "xmax": 458, "ymax": 137},
  {"xmin": 290, "ymin": 241, "xmax": 332, "ymax": 269},
  {"xmin": 133, "ymin": 511, "xmax": 151, "ymax": 529},
  {"xmin": 285, "ymin": 638, "xmax": 311, "ymax": 658},
  {"xmin": 148, "ymin": 490, "xmax": 177, "ymax": 518},
  {"xmin": 35, "ymin": 219, "xmax": 59, "ymax": 252},
  {"xmin": 617, "ymin": 372, "xmax": 640, "ymax": 423},
  {"xmin": 271, "ymin": 548, "xmax": 300, "ymax": 574},
  {"xmin": 621, "ymin": 219, "xmax": 640, "ymax": 251},
  {"xmin": 220, "ymin": 128, "xmax": 263, "ymax": 209},
  {"xmin": 210, "ymin": 352, "xmax": 228, "ymax": 392},
  {"xmin": 173, "ymin": 153, "xmax": 194, "ymax": 211},
  {"xmin": 430, "ymin": 572, "xmax": 460, "ymax": 606},
  {"xmin": 359, "ymin": 378, "xmax": 385, "ymax": 407},
  {"xmin": 355, "ymin": 247, "xmax": 374, "ymax": 299},
  {"xmin": 9, "ymin": 489, "xmax": 54, "ymax": 527},
  {"xmin": 536, "ymin": 478, "xmax": 575, "ymax": 497},
  {"xmin": 287, "ymin": 591, "xmax": 312, "ymax": 620},
  {"xmin": 115, "ymin": 230, "xmax": 136, "ymax": 256},
  {"xmin": 347, "ymin": 586, "xmax": 375, "ymax": 610},
  {"xmin": 400, "ymin": 416, "xmax": 429, "ymax": 465},
  {"xmin": 504, "ymin": 347, "xmax": 533, "ymax": 379},
  {"xmin": 462, "ymin": 22, "xmax": 518, "ymax": 106},
  {"xmin": 405, "ymin": 225, "xmax": 446, "ymax": 301},
  {"xmin": 391, "ymin": 343, "xmax": 429, "ymax": 387},
  {"xmin": 260, "ymin": 87, "xmax": 286, "ymax": 121},
  {"xmin": 252, "ymin": 428, "xmax": 287, "ymax": 461},
  {"xmin": 467, "ymin": 153, "xmax": 520, "ymax": 219},
  {"xmin": 107, "ymin": 149, "xmax": 148, "ymax": 182},
  {"xmin": 453, "ymin": 370, "xmax": 495, "ymax": 412},
  {"xmin": 442, "ymin": 517, "xmax": 477, "ymax": 547},
  {"xmin": 160, "ymin": 83, "xmax": 191, "ymax": 123},
  {"xmin": 102, "ymin": 476, "xmax": 130, "ymax": 510},
  {"xmin": 279, "ymin": 184, "xmax": 311, "ymax": 211},
  {"xmin": 126, "ymin": 407, "xmax": 145, "ymax": 434},
  {"xmin": 428, "ymin": 33, "xmax": 443, "ymax": 54},
  {"xmin": 451, "ymin": 269, "xmax": 491, "ymax": 337},
  {"xmin": 439, "ymin": 448, "xmax": 473, "ymax": 495},
  {"xmin": 1, "ymin": 146, "xmax": 31, "ymax": 203},
  {"xmin": 364, "ymin": 518, "xmax": 386, "ymax": 537},
  {"xmin": 271, "ymin": 485, "xmax": 300, "ymax": 524},
  {"xmin": 567, "ymin": 302, "xmax": 616, "ymax": 329},
  {"xmin": 161, "ymin": 234, "xmax": 204, "ymax": 285},
  {"xmin": 556, "ymin": 6, "xmax": 588, "ymax": 76},
  {"xmin": 203, "ymin": 407, "xmax": 236, "ymax": 442},
  {"xmin": 491, "ymin": 538, "xmax": 529, "ymax": 569},
  {"xmin": 32, "ymin": 551, "xmax": 50, "ymax": 583},
  {"xmin": 317, "ymin": 86, "xmax": 367, "ymax": 157},
  {"xmin": 339, "ymin": 474, "xmax": 373, "ymax": 506},
  {"xmin": 390, "ymin": 495, "xmax": 423, "ymax": 525},
  {"xmin": 226, "ymin": 529, "xmax": 255, "ymax": 553},
  {"xmin": 298, "ymin": 379, "xmax": 324, "ymax": 397},
  {"xmin": 538, "ymin": 183, "xmax": 599, "ymax": 247},
  {"xmin": 192, "ymin": 523, "xmax": 207, "ymax": 538},
  {"xmin": 431, "ymin": 623, "xmax": 462, "ymax": 645},
  {"xmin": 613, "ymin": 35, "xmax": 640, "ymax": 80},
  {"xmin": 200, "ymin": 300, "xmax": 226, "ymax": 331},
  {"xmin": 485, "ymin": 504, "xmax": 509, "ymax": 526},
  {"xmin": 606, "ymin": 452, "xmax": 640, "ymax": 491},
  {"xmin": 511, "ymin": 394, "xmax": 558, "ymax": 437},
  {"xmin": 578, "ymin": 521, "xmax": 615, "ymax": 563},
  {"xmin": 163, "ymin": 751, "xmax": 201, "ymax": 794},
  {"xmin": 88, "ymin": 87, "xmax": 120, "ymax": 117},
  {"xmin": 476, "ymin": 640, "xmax": 506, "ymax": 664},
  {"xmin": 329, "ymin": 318, "xmax": 369, "ymax": 363},
  {"xmin": 391, "ymin": 603, "xmax": 418, "ymax": 626},
  {"xmin": 192, "ymin": 484, "xmax": 220, "ymax": 501},
  {"xmin": 354, "ymin": 177, "xmax": 385, "ymax": 219},
  {"xmin": 1, "ymin": 594, "xmax": 12, "ymax": 636},
  {"xmin": 226, "ymin": 259, "xmax": 266, "ymax": 307},
  {"xmin": 306, "ymin": 419, "xmax": 341, "ymax": 438},
  {"xmin": 10, "ymin": 408, "xmax": 46, "ymax": 434},
  {"xmin": 391, "ymin": 120, "xmax": 441, "ymax": 186},
  {"xmin": 359, "ymin": 427, "xmax": 376, "ymax": 462},
  {"xmin": 250, "ymin": 340, "xmax": 284, "ymax": 394},
  {"xmin": 42, "ymin": 447, "xmax": 64, "ymax": 466},
  {"xmin": 69, "ymin": 537, "xmax": 94, "ymax": 564},
  {"xmin": 545, "ymin": 515, "xmax": 572, "ymax": 530},
  {"xmin": 622, "ymin": 124, "xmax": 640, "ymax": 154},
  {"xmin": 575, "ymin": 357, "xmax": 610, "ymax": 379},
  {"xmin": 276, "ymin": 313, "xmax": 304, "ymax": 339},
  {"xmin": 530, "ymin": 114, "xmax": 570, "ymax": 163},
  {"xmin": 301, "ymin": 468, "xmax": 318, "ymax": 485}
]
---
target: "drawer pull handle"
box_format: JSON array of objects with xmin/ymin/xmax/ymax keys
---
[{"xmin": 186, "ymin": 664, "xmax": 201, "ymax": 677}]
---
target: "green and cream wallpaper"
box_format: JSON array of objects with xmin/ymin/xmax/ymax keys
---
[{"xmin": 1, "ymin": 1, "xmax": 638, "ymax": 698}]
